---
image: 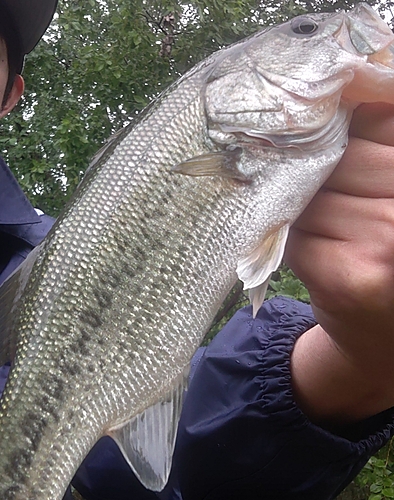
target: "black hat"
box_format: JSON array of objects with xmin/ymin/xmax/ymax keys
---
[{"xmin": 2, "ymin": 0, "xmax": 58, "ymax": 55}]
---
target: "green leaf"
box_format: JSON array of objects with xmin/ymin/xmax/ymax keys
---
[{"xmin": 371, "ymin": 483, "xmax": 383, "ymax": 494}]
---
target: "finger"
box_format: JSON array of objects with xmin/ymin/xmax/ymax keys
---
[
  {"xmin": 284, "ymin": 228, "xmax": 359, "ymax": 309},
  {"xmin": 324, "ymin": 138, "xmax": 394, "ymax": 198},
  {"xmin": 350, "ymin": 103, "xmax": 394, "ymax": 146},
  {"xmin": 293, "ymin": 189, "xmax": 394, "ymax": 242},
  {"xmin": 284, "ymin": 227, "xmax": 394, "ymax": 313}
]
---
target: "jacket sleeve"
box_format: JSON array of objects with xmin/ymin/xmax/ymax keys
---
[
  {"xmin": 166, "ymin": 297, "xmax": 394, "ymax": 500},
  {"xmin": 0, "ymin": 212, "xmax": 55, "ymax": 286}
]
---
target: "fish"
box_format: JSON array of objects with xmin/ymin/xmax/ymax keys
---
[{"xmin": 1, "ymin": 3, "xmax": 394, "ymax": 499}]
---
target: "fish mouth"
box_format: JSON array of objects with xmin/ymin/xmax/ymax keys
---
[
  {"xmin": 333, "ymin": 4, "xmax": 394, "ymax": 67},
  {"xmin": 346, "ymin": 3, "xmax": 394, "ymax": 56},
  {"xmin": 325, "ymin": 2, "xmax": 394, "ymax": 70},
  {"xmin": 335, "ymin": 4, "xmax": 394, "ymax": 104}
]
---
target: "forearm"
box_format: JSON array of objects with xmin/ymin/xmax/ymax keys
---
[
  {"xmin": 291, "ymin": 322, "xmax": 394, "ymax": 428},
  {"xmin": 286, "ymin": 103, "xmax": 394, "ymax": 427}
]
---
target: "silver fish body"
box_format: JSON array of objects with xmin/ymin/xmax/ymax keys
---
[{"xmin": 1, "ymin": 4, "xmax": 394, "ymax": 499}]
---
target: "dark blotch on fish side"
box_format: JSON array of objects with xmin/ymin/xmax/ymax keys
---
[
  {"xmin": 139, "ymin": 225, "xmax": 154, "ymax": 241},
  {"xmin": 152, "ymin": 239, "xmax": 166, "ymax": 251},
  {"xmin": 52, "ymin": 442, "xmax": 63, "ymax": 454},
  {"xmin": 93, "ymin": 288, "xmax": 112, "ymax": 310},
  {"xmin": 4, "ymin": 485, "xmax": 23, "ymax": 499},
  {"xmin": 113, "ymin": 234, "xmax": 126, "ymax": 253},
  {"xmin": 98, "ymin": 268, "xmax": 122, "ymax": 289},
  {"xmin": 42, "ymin": 374, "xmax": 66, "ymax": 403},
  {"xmin": 77, "ymin": 338, "xmax": 90, "ymax": 357},
  {"xmin": 145, "ymin": 314, "xmax": 154, "ymax": 324},
  {"xmin": 152, "ymin": 207, "xmax": 166, "ymax": 218},
  {"xmin": 21, "ymin": 412, "xmax": 47, "ymax": 452},
  {"xmin": 117, "ymin": 340, "xmax": 132, "ymax": 353},
  {"xmin": 141, "ymin": 207, "xmax": 154, "ymax": 220},
  {"xmin": 162, "ymin": 230, "xmax": 173, "ymax": 243},
  {"xmin": 70, "ymin": 341, "xmax": 82, "ymax": 355},
  {"xmin": 121, "ymin": 261, "xmax": 136, "ymax": 279},
  {"xmin": 133, "ymin": 245, "xmax": 147, "ymax": 260},
  {"xmin": 81, "ymin": 329, "xmax": 91, "ymax": 341},
  {"xmin": 79, "ymin": 309, "xmax": 103, "ymax": 329},
  {"xmin": 177, "ymin": 245, "xmax": 188, "ymax": 255},
  {"xmin": 35, "ymin": 394, "xmax": 60, "ymax": 423},
  {"xmin": 37, "ymin": 394, "xmax": 50, "ymax": 408},
  {"xmin": 5, "ymin": 448, "xmax": 32, "ymax": 482},
  {"xmin": 65, "ymin": 362, "xmax": 82, "ymax": 376},
  {"xmin": 164, "ymin": 188, "xmax": 173, "ymax": 201},
  {"xmin": 57, "ymin": 351, "xmax": 82, "ymax": 376}
]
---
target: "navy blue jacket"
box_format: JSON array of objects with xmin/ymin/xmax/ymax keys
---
[
  {"xmin": 1, "ymin": 156, "xmax": 394, "ymax": 500},
  {"xmin": 0, "ymin": 156, "xmax": 54, "ymax": 286}
]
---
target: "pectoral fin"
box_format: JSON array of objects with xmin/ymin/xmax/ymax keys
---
[
  {"xmin": 107, "ymin": 366, "xmax": 189, "ymax": 491},
  {"xmin": 237, "ymin": 224, "xmax": 289, "ymax": 317},
  {"xmin": 173, "ymin": 148, "xmax": 252, "ymax": 183},
  {"xmin": 249, "ymin": 277, "xmax": 271, "ymax": 319}
]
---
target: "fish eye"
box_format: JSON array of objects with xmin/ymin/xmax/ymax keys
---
[{"xmin": 290, "ymin": 17, "xmax": 319, "ymax": 35}]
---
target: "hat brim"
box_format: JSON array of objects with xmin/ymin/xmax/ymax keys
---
[{"xmin": 2, "ymin": 0, "xmax": 58, "ymax": 54}]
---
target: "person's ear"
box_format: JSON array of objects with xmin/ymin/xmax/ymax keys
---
[{"xmin": 0, "ymin": 74, "xmax": 24, "ymax": 118}]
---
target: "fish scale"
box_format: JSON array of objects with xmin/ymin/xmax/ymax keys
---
[{"xmin": 2, "ymin": 3, "xmax": 394, "ymax": 498}]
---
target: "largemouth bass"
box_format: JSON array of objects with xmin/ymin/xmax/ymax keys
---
[{"xmin": 1, "ymin": 3, "xmax": 394, "ymax": 499}]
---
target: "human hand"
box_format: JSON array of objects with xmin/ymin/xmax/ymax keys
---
[{"xmin": 285, "ymin": 103, "xmax": 394, "ymax": 424}]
